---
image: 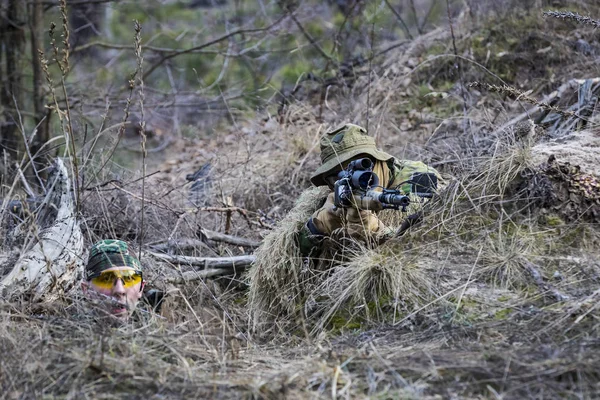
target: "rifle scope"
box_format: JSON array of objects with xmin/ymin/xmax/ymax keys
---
[
  {"xmin": 347, "ymin": 158, "xmax": 373, "ymax": 171},
  {"xmin": 338, "ymin": 158, "xmax": 379, "ymax": 190}
]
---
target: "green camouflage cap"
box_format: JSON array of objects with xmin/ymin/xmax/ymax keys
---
[
  {"xmin": 86, "ymin": 239, "xmax": 142, "ymax": 280},
  {"xmin": 310, "ymin": 123, "xmax": 393, "ymax": 186}
]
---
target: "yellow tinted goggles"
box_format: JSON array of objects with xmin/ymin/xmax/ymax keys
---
[{"xmin": 90, "ymin": 269, "xmax": 143, "ymax": 289}]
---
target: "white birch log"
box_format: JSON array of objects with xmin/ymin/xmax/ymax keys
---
[{"xmin": 0, "ymin": 158, "xmax": 83, "ymax": 300}]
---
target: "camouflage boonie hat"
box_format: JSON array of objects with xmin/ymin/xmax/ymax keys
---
[
  {"xmin": 310, "ymin": 123, "xmax": 393, "ymax": 186},
  {"xmin": 86, "ymin": 240, "xmax": 142, "ymax": 280}
]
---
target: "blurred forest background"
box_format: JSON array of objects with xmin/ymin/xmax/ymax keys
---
[
  {"xmin": 1, "ymin": 0, "xmax": 469, "ymax": 180},
  {"xmin": 1, "ymin": 0, "xmax": 590, "ymax": 188}
]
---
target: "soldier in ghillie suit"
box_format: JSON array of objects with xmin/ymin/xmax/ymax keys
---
[
  {"xmin": 81, "ymin": 240, "xmax": 146, "ymax": 321},
  {"xmin": 298, "ymin": 123, "xmax": 441, "ymax": 256},
  {"xmin": 248, "ymin": 123, "xmax": 442, "ymax": 330}
]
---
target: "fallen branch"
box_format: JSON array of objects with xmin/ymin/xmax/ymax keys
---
[
  {"xmin": 165, "ymin": 269, "xmax": 235, "ymax": 284},
  {"xmin": 490, "ymin": 78, "xmax": 600, "ymax": 135},
  {"xmin": 147, "ymin": 251, "xmax": 255, "ymax": 269},
  {"xmin": 147, "ymin": 238, "xmax": 219, "ymax": 256},
  {"xmin": 199, "ymin": 229, "xmax": 261, "ymax": 248}
]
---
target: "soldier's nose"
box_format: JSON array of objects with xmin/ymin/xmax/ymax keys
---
[{"xmin": 111, "ymin": 279, "xmax": 126, "ymax": 297}]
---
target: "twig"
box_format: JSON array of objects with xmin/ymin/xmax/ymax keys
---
[
  {"xmin": 419, "ymin": 0, "xmax": 437, "ymax": 32},
  {"xmin": 469, "ymin": 82, "xmax": 579, "ymax": 119},
  {"xmin": 199, "ymin": 229, "xmax": 261, "ymax": 248},
  {"xmin": 83, "ymin": 171, "xmax": 161, "ymax": 191},
  {"xmin": 147, "ymin": 252, "xmax": 255, "ymax": 269},
  {"xmin": 15, "ymin": 164, "xmax": 36, "ymax": 198},
  {"xmin": 480, "ymin": 78, "xmax": 600, "ymax": 135},
  {"xmin": 284, "ymin": 6, "xmax": 335, "ymax": 64},
  {"xmin": 408, "ymin": 0, "xmax": 422, "ymax": 35},
  {"xmin": 40, "ymin": 10, "xmax": 80, "ymax": 213},
  {"xmin": 142, "ymin": 14, "xmax": 288, "ymax": 80},
  {"xmin": 383, "ymin": 0, "xmax": 413, "ymax": 40},
  {"xmin": 134, "ymin": 20, "xmax": 147, "ymax": 260}
]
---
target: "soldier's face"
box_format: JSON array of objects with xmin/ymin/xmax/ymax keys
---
[
  {"xmin": 325, "ymin": 174, "xmax": 339, "ymax": 189},
  {"xmin": 83, "ymin": 266, "xmax": 145, "ymax": 319}
]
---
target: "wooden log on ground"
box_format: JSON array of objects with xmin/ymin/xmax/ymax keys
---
[
  {"xmin": 0, "ymin": 158, "xmax": 83, "ymax": 300},
  {"xmin": 147, "ymin": 251, "xmax": 255, "ymax": 269}
]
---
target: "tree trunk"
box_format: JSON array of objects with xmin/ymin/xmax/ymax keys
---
[
  {"xmin": 69, "ymin": 2, "xmax": 105, "ymax": 57},
  {"xmin": 29, "ymin": 0, "xmax": 49, "ymax": 164},
  {"xmin": 0, "ymin": 0, "xmax": 26, "ymax": 163}
]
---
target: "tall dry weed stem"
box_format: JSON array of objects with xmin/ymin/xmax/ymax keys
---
[
  {"xmin": 469, "ymin": 82, "xmax": 577, "ymax": 119},
  {"xmin": 544, "ymin": 10, "xmax": 600, "ymax": 27},
  {"xmin": 134, "ymin": 20, "xmax": 147, "ymax": 258},
  {"xmin": 39, "ymin": 7, "xmax": 80, "ymax": 210}
]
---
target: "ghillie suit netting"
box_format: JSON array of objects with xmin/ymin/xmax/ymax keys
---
[
  {"xmin": 248, "ymin": 186, "xmax": 439, "ymax": 335},
  {"xmin": 247, "ymin": 123, "xmax": 600, "ymax": 336}
]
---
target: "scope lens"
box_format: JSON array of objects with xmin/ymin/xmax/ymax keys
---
[
  {"xmin": 358, "ymin": 158, "xmax": 373, "ymax": 169},
  {"xmin": 354, "ymin": 171, "xmax": 378, "ymax": 189}
]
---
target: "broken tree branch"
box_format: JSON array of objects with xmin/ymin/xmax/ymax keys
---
[
  {"xmin": 199, "ymin": 229, "xmax": 261, "ymax": 248},
  {"xmin": 147, "ymin": 252, "xmax": 255, "ymax": 269},
  {"xmin": 147, "ymin": 238, "xmax": 219, "ymax": 256}
]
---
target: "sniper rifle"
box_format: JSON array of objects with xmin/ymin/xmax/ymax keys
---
[{"xmin": 333, "ymin": 158, "xmax": 438, "ymax": 212}]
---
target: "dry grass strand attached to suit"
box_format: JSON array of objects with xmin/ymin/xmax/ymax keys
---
[{"xmin": 247, "ymin": 186, "xmax": 330, "ymax": 331}]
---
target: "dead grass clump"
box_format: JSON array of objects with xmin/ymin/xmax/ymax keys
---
[
  {"xmin": 479, "ymin": 224, "xmax": 540, "ymax": 289},
  {"xmin": 247, "ymin": 185, "xmax": 329, "ymax": 332},
  {"xmin": 311, "ymin": 243, "xmax": 435, "ymax": 332}
]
